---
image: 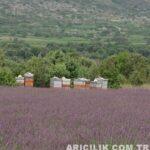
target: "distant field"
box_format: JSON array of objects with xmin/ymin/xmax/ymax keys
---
[
  {"xmin": 0, "ymin": 87, "xmax": 149, "ymax": 150},
  {"xmin": 129, "ymin": 35, "xmax": 146, "ymax": 45},
  {"xmin": 0, "ymin": 34, "xmax": 147, "ymax": 48},
  {"xmin": 0, "ymin": 35, "xmax": 90, "ymax": 47}
]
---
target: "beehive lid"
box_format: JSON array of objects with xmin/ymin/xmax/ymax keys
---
[
  {"xmin": 94, "ymin": 76, "xmax": 108, "ymax": 82},
  {"xmin": 75, "ymin": 78, "xmax": 90, "ymax": 82},
  {"xmin": 16, "ymin": 75, "xmax": 24, "ymax": 79},
  {"xmin": 24, "ymin": 72, "xmax": 34, "ymax": 77},
  {"xmin": 51, "ymin": 77, "xmax": 62, "ymax": 81},
  {"xmin": 18, "ymin": 75, "xmax": 23, "ymax": 78},
  {"xmin": 62, "ymin": 77, "xmax": 71, "ymax": 81}
]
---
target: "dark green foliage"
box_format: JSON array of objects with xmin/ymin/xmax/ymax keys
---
[
  {"xmin": 129, "ymin": 71, "xmax": 144, "ymax": 86},
  {"xmin": 2, "ymin": 39, "xmax": 41, "ymax": 60},
  {"xmin": 0, "ymin": 68, "xmax": 15, "ymax": 86},
  {"xmin": 53, "ymin": 64, "xmax": 69, "ymax": 78},
  {"xmin": 25, "ymin": 57, "xmax": 50, "ymax": 87},
  {"xmin": 66, "ymin": 60, "xmax": 79, "ymax": 79},
  {"xmin": 99, "ymin": 52, "xmax": 150, "ymax": 88},
  {"xmin": 0, "ymin": 49, "xmax": 5, "ymax": 67},
  {"xmin": 5, "ymin": 59, "xmax": 25, "ymax": 76},
  {"xmin": 99, "ymin": 56, "xmax": 122, "ymax": 88},
  {"xmin": 101, "ymin": 69, "xmax": 122, "ymax": 89}
]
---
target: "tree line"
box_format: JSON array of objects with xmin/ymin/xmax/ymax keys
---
[{"xmin": 0, "ymin": 48, "xmax": 149, "ymax": 88}]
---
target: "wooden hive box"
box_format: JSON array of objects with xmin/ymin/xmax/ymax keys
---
[
  {"xmin": 74, "ymin": 78, "xmax": 90, "ymax": 89},
  {"xmin": 74, "ymin": 79, "xmax": 85, "ymax": 89},
  {"xmin": 85, "ymin": 81, "xmax": 91, "ymax": 89},
  {"xmin": 62, "ymin": 77, "xmax": 71, "ymax": 88},
  {"xmin": 24, "ymin": 72, "xmax": 34, "ymax": 87}
]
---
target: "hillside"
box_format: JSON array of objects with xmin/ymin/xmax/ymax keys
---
[{"xmin": 0, "ymin": 0, "xmax": 150, "ymax": 58}]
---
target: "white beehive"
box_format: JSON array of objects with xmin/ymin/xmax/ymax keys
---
[
  {"xmin": 16, "ymin": 75, "xmax": 24, "ymax": 86},
  {"xmin": 62, "ymin": 77, "xmax": 71, "ymax": 88},
  {"xmin": 50, "ymin": 77, "xmax": 62, "ymax": 88}
]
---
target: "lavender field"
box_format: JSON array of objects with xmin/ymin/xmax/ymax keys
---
[{"xmin": 0, "ymin": 87, "xmax": 149, "ymax": 150}]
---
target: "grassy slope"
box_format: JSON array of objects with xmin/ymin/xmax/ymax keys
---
[
  {"xmin": 0, "ymin": 34, "xmax": 146, "ymax": 48},
  {"xmin": 0, "ymin": 36, "xmax": 91, "ymax": 48},
  {"xmin": 0, "ymin": 0, "xmax": 149, "ymax": 49}
]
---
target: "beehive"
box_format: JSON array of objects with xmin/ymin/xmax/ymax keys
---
[
  {"xmin": 90, "ymin": 81, "xmax": 97, "ymax": 88},
  {"xmin": 16, "ymin": 75, "xmax": 24, "ymax": 86},
  {"xmin": 91, "ymin": 77, "xmax": 108, "ymax": 89},
  {"xmin": 50, "ymin": 77, "xmax": 62, "ymax": 88},
  {"xmin": 62, "ymin": 77, "xmax": 71, "ymax": 88},
  {"xmin": 24, "ymin": 72, "xmax": 34, "ymax": 87},
  {"xmin": 85, "ymin": 81, "xmax": 91, "ymax": 89},
  {"xmin": 74, "ymin": 78, "xmax": 90, "ymax": 89},
  {"xmin": 101, "ymin": 79, "xmax": 108, "ymax": 89}
]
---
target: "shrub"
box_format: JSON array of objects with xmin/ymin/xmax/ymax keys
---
[
  {"xmin": 129, "ymin": 71, "xmax": 144, "ymax": 86},
  {"xmin": 0, "ymin": 68, "xmax": 15, "ymax": 86}
]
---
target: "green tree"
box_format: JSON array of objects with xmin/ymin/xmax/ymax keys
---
[
  {"xmin": 129, "ymin": 70, "xmax": 144, "ymax": 86},
  {"xmin": 66, "ymin": 60, "xmax": 79, "ymax": 79},
  {"xmin": 0, "ymin": 68, "xmax": 15, "ymax": 86},
  {"xmin": 5, "ymin": 59, "xmax": 25, "ymax": 76},
  {"xmin": 0, "ymin": 49, "xmax": 5, "ymax": 67},
  {"xmin": 112, "ymin": 52, "xmax": 150, "ymax": 85},
  {"xmin": 53, "ymin": 63, "xmax": 69, "ymax": 78},
  {"xmin": 25, "ymin": 57, "xmax": 50, "ymax": 87},
  {"xmin": 88, "ymin": 63, "xmax": 100, "ymax": 80},
  {"xmin": 44, "ymin": 50, "xmax": 66, "ymax": 65},
  {"xmin": 78, "ymin": 66, "xmax": 89, "ymax": 78},
  {"xmin": 115, "ymin": 51, "xmax": 133, "ymax": 78},
  {"xmin": 100, "ymin": 56, "xmax": 121, "ymax": 88}
]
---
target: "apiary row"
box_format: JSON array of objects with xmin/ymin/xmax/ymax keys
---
[
  {"xmin": 50, "ymin": 77, "xmax": 108, "ymax": 89},
  {"xmin": 16, "ymin": 73, "xmax": 108, "ymax": 89}
]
